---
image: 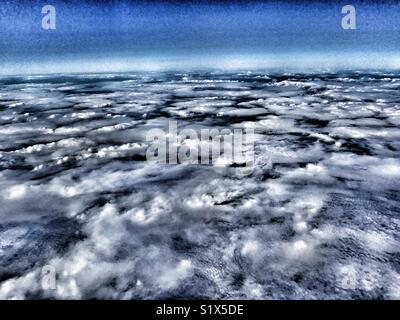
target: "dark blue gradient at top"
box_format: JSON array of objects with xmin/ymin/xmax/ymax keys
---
[{"xmin": 1, "ymin": 0, "xmax": 400, "ymax": 74}]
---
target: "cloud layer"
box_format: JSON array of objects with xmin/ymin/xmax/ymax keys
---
[{"xmin": 0, "ymin": 71, "xmax": 400, "ymax": 299}]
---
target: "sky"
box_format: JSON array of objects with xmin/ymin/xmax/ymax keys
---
[{"xmin": 1, "ymin": 0, "xmax": 400, "ymax": 75}]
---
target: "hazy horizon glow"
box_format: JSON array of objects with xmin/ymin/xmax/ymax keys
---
[{"xmin": 2, "ymin": 52, "xmax": 400, "ymax": 76}]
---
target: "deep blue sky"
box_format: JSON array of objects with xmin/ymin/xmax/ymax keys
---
[{"xmin": 1, "ymin": 1, "xmax": 400, "ymax": 74}]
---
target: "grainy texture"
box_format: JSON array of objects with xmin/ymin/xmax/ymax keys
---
[{"xmin": 0, "ymin": 71, "xmax": 399, "ymax": 299}]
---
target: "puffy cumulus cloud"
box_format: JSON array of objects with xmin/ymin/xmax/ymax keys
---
[
  {"xmin": 324, "ymin": 154, "xmax": 400, "ymax": 191},
  {"xmin": 283, "ymin": 239, "xmax": 316, "ymax": 261},
  {"xmin": 155, "ymin": 259, "xmax": 194, "ymax": 291},
  {"xmin": 0, "ymin": 71, "xmax": 400, "ymax": 299},
  {"xmin": 0, "ymin": 203, "xmax": 195, "ymax": 299},
  {"xmin": 369, "ymin": 159, "xmax": 400, "ymax": 178},
  {"xmin": 4, "ymin": 184, "xmax": 28, "ymax": 200},
  {"xmin": 0, "ymin": 271, "xmax": 40, "ymax": 300}
]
